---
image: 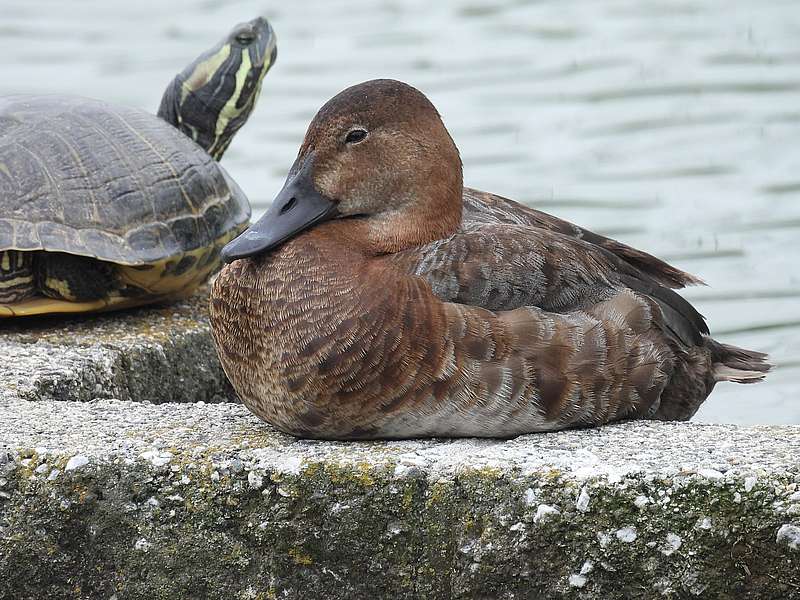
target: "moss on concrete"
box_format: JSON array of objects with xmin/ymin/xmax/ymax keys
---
[{"xmin": 1, "ymin": 400, "xmax": 798, "ymax": 599}]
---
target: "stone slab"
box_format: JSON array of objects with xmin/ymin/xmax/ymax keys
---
[
  {"xmin": 0, "ymin": 289, "xmax": 234, "ymax": 404},
  {"xmin": 1, "ymin": 398, "xmax": 799, "ymax": 599}
]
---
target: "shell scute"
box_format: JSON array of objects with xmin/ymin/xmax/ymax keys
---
[{"xmin": 0, "ymin": 95, "xmax": 249, "ymax": 265}]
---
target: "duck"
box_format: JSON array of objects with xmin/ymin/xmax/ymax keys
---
[{"xmin": 209, "ymin": 78, "xmax": 770, "ymax": 440}]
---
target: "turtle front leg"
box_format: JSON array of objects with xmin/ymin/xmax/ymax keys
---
[
  {"xmin": 0, "ymin": 250, "xmax": 35, "ymax": 302},
  {"xmin": 35, "ymin": 252, "xmax": 116, "ymax": 302}
]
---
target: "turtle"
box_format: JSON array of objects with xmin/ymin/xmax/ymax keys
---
[{"xmin": 0, "ymin": 16, "xmax": 277, "ymax": 318}]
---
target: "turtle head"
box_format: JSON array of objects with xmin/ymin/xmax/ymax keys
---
[{"xmin": 157, "ymin": 16, "xmax": 277, "ymax": 160}]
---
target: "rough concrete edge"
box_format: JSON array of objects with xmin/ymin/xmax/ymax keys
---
[
  {"xmin": 26, "ymin": 329, "xmax": 233, "ymax": 404},
  {"xmin": 1, "ymin": 433, "xmax": 798, "ymax": 600},
  {"xmin": 1, "ymin": 329, "xmax": 234, "ymax": 405}
]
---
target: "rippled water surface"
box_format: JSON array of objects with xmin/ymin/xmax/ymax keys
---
[{"xmin": 2, "ymin": 0, "xmax": 798, "ymax": 423}]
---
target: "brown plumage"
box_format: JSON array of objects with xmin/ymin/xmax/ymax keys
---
[{"xmin": 210, "ymin": 79, "xmax": 770, "ymax": 440}]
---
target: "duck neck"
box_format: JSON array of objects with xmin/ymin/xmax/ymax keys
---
[{"xmin": 362, "ymin": 170, "xmax": 463, "ymax": 255}]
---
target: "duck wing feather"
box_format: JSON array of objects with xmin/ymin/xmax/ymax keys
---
[
  {"xmin": 381, "ymin": 222, "xmax": 708, "ymax": 348},
  {"xmin": 462, "ymin": 188, "xmax": 704, "ymax": 289}
]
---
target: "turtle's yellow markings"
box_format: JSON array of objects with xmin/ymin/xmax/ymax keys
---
[
  {"xmin": 117, "ymin": 228, "xmax": 238, "ymax": 294},
  {"xmin": 0, "ymin": 228, "xmax": 242, "ymax": 318},
  {"xmin": 216, "ymin": 51, "xmax": 252, "ymax": 139},
  {"xmin": 1, "ymin": 252, "xmax": 9, "ymax": 271},
  {"xmin": 0, "ymin": 275, "xmax": 34, "ymax": 288},
  {"xmin": 0, "ymin": 297, "xmax": 110, "ymax": 317},
  {"xmin": 181, "ymin": 45, "xmax": 232, "ymax": 104},
  {"xmin": 43, "ymin": 277, "xmax": 78, "ymax": 301}
]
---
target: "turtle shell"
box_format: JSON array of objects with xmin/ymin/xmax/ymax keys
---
[{"xmin": 0, "ymin": 95, "xmax": 250, "ymax": 264}]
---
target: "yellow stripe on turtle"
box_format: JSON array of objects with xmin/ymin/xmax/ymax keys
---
[
  {"xmin": 0, "ymin": 227, "xmax": 241, "ymax": 318},
  {"xmin": 180, "ymin": 45, "xmax": 232, "ymax": 105}
]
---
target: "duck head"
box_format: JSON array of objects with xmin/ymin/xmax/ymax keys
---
[{"xmin": 222, "ymin": 79, "xmax": 463, "ymax": 261}]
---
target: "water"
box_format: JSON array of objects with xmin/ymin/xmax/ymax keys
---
[{"xmin": 1, "ymin": 0, "xmax": 798, "ymax": 424}]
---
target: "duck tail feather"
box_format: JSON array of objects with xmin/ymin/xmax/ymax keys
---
[
  {"xmin": 599, "ymin": 239, "xmax": 706, "ymax": 289},
  {"xmin": 709, "ymin": 341, "xmax": 772, "ymax": 384}
]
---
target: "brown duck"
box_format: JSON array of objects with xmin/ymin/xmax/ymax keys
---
[{"xmin": 210, "ymin": 79, "xmax": 770, "ymax": 440}]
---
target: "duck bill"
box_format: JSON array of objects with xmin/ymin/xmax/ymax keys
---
[{"xmin": 221, "ymin": 158, "xmax": 338, "ymax": 262}]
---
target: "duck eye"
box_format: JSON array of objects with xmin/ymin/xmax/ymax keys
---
[
  {"xmin": 235, "ymin": 32, "xmax": 255, "ymax": 45},
  {"xmin": 345, "ymin": 129, "xmax": 368, "ymax": 145}
]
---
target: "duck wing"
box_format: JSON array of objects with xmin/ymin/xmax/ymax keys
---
[
  {"xmin": 462, "ymin": 188, "xmax": 704, "ymax": 289},
  {"xmin": 381, "ymin": 222, "xmax": 708, "ymax": 348},
  {"xmin": 331, "ymin": 260, "xmax": 675, "ymax": 436}
]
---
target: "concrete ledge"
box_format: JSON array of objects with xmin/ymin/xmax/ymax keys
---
[
  {"xmin": 0, "ymin": 290, "xmax": 233, "ymax": 404},
  {"xmin": 1, "ymin": 398, "xmax": 798, "ymax": 599}
]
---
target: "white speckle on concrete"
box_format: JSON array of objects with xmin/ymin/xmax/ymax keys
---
[
  {"xmin": 34, "ymin": 463, "xmax": 49, "ymax": 475},
  {"xmin": 140, "ymin": 450, "xmax": 172, "ymax": 467},
  {"xmin": 634, "ymin": 495, "xmax": 650, "ymax": 509},
  {"xmin": 47, "ymin": 468, "xmax": 60, "ymax": 481},
  {"xmin": 134, "ymin": 538, "xmax": 152, "ymax": 552},
  {"xmin": 509, "ymin": 522, "xmax": 524, "ymax": 532},
  {"xmin": 576, "ymin": 487, "xmax": 590, "ymax": 513},
  {"xmin": 278, "ymin": 455, "xmax": 303, "ymax": 475},
  {"xmin": 386, "ymin": 521, "xmax": 404, "ymax": 537},
  {"xmin": 523, "ymin": 487, "xmax": 537, "ymax": 506},
  {"xmin": 776, "ymin": 524, "xmax": 800, "ymax": 551},
  {"xmin": 697, "ymin": 468, "xmax": 724, "ymax": 480},
  {"xmin": 568, "ymin": 573, "xmax": 587, "ymax": 588},
  {"xmin": 65, "ymin": 455, "xmax": 89, "ymax": 471},
  {"xmin": 247, "ymin": 471, "xmax": 264, "ymax": 489},
  {"xmin": 697, "ymin": 517, "xmax": 712, "ymax": 530},
  {"xmin": 146, "ymin": 497, "xmax": 159, "ymax": 508},
  {"xmin": 580, "ymin": 560, "xmax": 594, "ymax": 575},
  {"xmin": 533, "ymin": 504, "xmax": 560, "ymax": 524},
  {"xmin": 597, "ymin": 532, "xmax": 612, "ymax": 548},
  {"xmin": 662, "ymin": 533, "xmax": 683, "ymax": 556},
  {"xmin": 744, "ymin": 476, "xmax": 757, "ymax": 492},
  {"xmin": 788, "ymin": 491, "xmax": 800, "ymax": 502},
  {"xmin": 616, "ymin": 526, "xmax": 637, "ymax": 543},
  {"xmin": 733, "ymin": 492, "xmax": 742, "ymax": 503}
]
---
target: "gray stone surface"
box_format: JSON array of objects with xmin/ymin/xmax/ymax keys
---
[
  {"xmin": 1, "ymin": 397, "xmax": 799, "ymax": 599},
  {"xmin": 0, "ymin": 289, "xmax": 234, "ymax": 404}
]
